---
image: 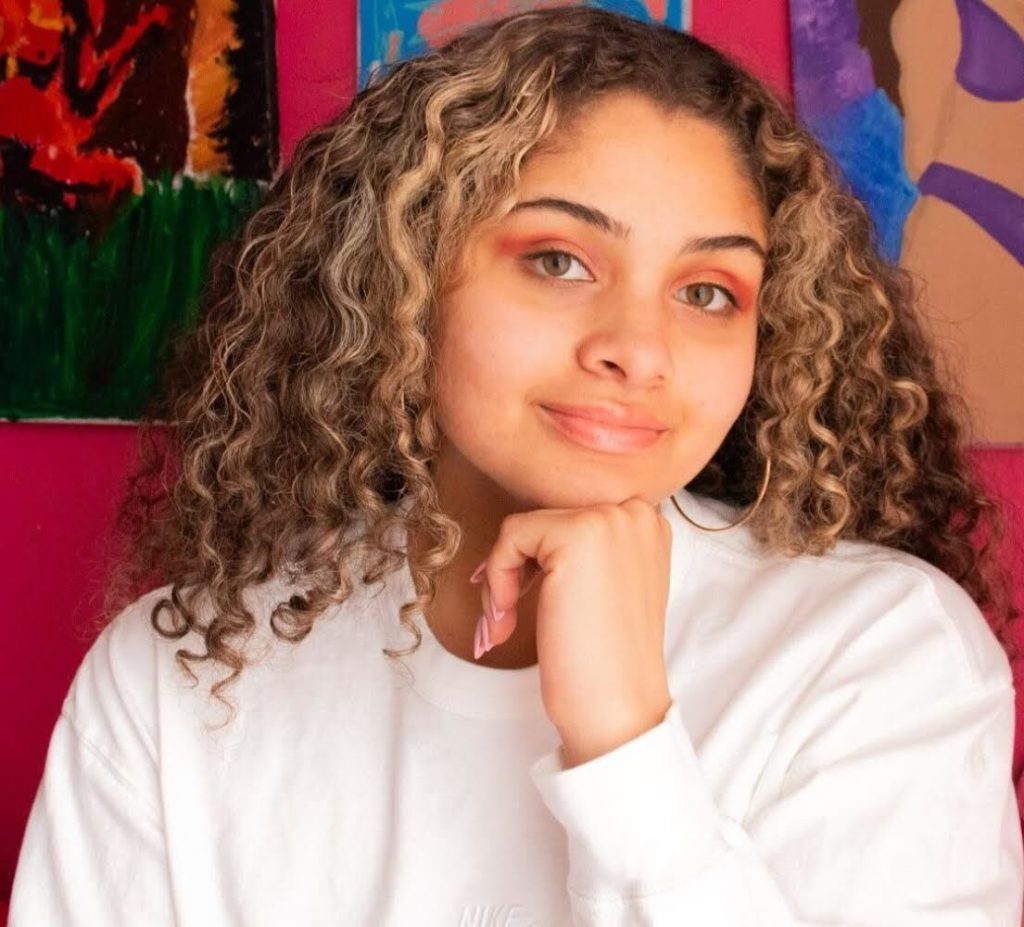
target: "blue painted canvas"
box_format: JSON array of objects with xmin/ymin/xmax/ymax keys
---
[{"xmin": 358, "ymin": 0, "xmax": 691, "ymax": 91}]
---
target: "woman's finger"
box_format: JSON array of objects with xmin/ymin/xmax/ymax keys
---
[
  {"xmin": 477, "ymin": 578, "xmax": 517, "ymax": 656},
  {"xmin": 473, "ymin": 510, "xmax": 574, "ymax": 658},
  {"xmin": 471, "ymin": 555, "xmax": 543, "ymax": 657}
]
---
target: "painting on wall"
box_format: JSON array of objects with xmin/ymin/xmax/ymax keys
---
[
  {"xmin": 790, "ymin": 0, "xmax": 1024, "ymax": 444},
  {"xmin": 0, "ymin": 0, "xmax": 278, "ymax": 422},
  {"xmin": 359, "ymin": 0, "xmax": 691, "ymax": 89}
]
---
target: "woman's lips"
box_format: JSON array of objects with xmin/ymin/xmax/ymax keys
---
[{"xmin": 539, "ymin": 406, "xmax": 665, "ymax": 453}]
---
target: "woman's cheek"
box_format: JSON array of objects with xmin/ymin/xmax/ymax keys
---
[{"xmin": 685, "ymin": 348, "xmax": 754, "ymax": 426}]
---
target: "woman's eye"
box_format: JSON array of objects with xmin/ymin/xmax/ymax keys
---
[
  {"xmin": 522, "ymin": 253, "xmax": 740, "ymax": 314},
  {"xmin": 523, "ymin": 249, "xmax": 593, "ymax": 282},
  {"xmin": 676, "ymin": 282, "xmax": 738, "ymax": 314}
]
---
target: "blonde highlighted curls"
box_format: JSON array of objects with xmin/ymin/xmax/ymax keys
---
[{"xmin": 104, "ymin": 5, "xmax": 1019, "ymax": 717}]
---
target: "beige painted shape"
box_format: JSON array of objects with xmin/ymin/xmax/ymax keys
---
[
  {"xmin": 892, "ymin": 0, "xmax": 1024, "ymax": 442},
  {"xmin": 890, "ymin": 0, "xmax": 961, "ymax": 180},
  {"xmin": 902, "ymin": 196, "xmax": 1024, "ymax": 443}
]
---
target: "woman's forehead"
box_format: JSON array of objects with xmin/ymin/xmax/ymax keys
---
[{"xmin": 515, "ymin": 101, "xmax": 762, "ymax": 208}]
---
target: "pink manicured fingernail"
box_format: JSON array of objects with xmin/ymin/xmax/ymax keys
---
[
  {"xmin": 474, "ymin": 614, "xmax": 491, "ymax": 659},
  {"xmin": 488, "ymin": 602, "xmax": 506, "ymax": 624},
  {"xmin": 469, "ymin": 561, "xmax": 486, "ymax": 584}
]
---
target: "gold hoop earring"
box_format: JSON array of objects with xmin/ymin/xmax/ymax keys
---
[{"xmin": 670, "ymin": 457, "xmax": 772, "ymax": 532}]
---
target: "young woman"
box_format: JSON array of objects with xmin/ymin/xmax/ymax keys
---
[{"xmin": 11, "ymin": 6, "xmax": 1023, "ymax": 925}]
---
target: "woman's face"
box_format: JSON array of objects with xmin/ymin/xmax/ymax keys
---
[{"xmin": 432, "ymin": 90, "xmax": 767, "ymax": 513}]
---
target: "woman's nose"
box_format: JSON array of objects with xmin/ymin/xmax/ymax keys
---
[{"xmin": 575, "ymin": 296, "xmax": 674, "ymax": 384}]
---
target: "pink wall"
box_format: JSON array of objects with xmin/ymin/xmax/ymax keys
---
[
  {"xmin": 276, "ymin": 0, "xmax": 358, "ymax": 169},
  {"xmin": 2, "ymin": 0, "xmax": 1021, "ymax": 903}
]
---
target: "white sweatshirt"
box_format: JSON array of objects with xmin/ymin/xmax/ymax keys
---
[{"xmin": 10, "ymin": 488, "xmax": 1024, "ymax": 926}]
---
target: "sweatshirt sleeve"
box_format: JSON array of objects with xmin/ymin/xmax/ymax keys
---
[
  {"xmin": 9, "ymin": 712, "xmax": 176, "ymax": 926},
  {"xmin": 9, "ymin": 606, "xmax": 176, "ymax": 926},
  {"xmin": 528, "ymin": 622, "xmax": 1023, "ymax": 925}
]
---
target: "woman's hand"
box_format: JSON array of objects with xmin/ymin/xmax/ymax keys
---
[{"xmin": 471, "ymin": 498, "xmax": 674, "ymax": 767}]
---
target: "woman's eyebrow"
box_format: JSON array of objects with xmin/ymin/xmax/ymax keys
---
[{"xmin": 509, "ymin": 197, "xmax": 767, "ymax": 262}]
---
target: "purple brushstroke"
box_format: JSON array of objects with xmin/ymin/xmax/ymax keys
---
[
  {"xmin": 955, "ymin": 0, "xmax": 1024, "ymax": 102},
  {"xmin": 918, "ymin": 162, "xmax": 1024, "ymax": 265},
  {"xmin": 790, "ymin": 0, "xmax": 876, "ymax": 119}
]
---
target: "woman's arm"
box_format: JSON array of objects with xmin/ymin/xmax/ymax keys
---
[
  {"xmin": 9, "ymin": 710, "xmax": 176, "ymax": 925},
  {"xmin": 529, "ymin": 591, "xmax": 1023, "ymax": 925},
  {"xmin": 9, "ymin": 604, "xmax": 175, "ymax": 926}
]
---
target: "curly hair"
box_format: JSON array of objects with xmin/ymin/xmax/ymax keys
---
[{"xmin": 103, "ymin": 5, "xmax": 1021, "ymax": 716}]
